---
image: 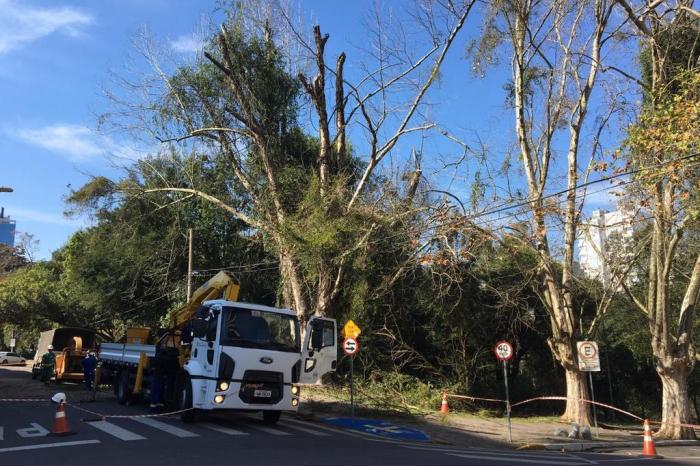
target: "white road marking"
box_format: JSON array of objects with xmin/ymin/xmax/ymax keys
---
[
  {"xmin": 87, "ymin": 421, "xmax": 146, "ymax": 441},
  {"xmin": 0, "ymin": 427, "xmax": 3, "ymax": 441},
  {"xmin": 16, "ymin": 423, "xmax": 49, "ymax": 438},
  {"xmin": 409, "ymin": 446, "xmax": 588, "ymax": 460},
  {"xmin": 281, "ymin": 417, "xmax": 362, "ymax": 437},
  {"xmin": 279, "ymin": 422, "xmax": 330, "ymax": 436},
  {"xmin": 595, "ymin": 459, "xmax": 655, "ymax": 463},
  {"xmin": 131, "ymin": 417, "xmax": 199, "ymax": 438},
  {"xmin": 0, "ymin": 440, "xmax": 101, "ymax": 453},
  {"xmin": 462, "ymin": 447, "xmax": 598, "ymax": 464},
  {"xmin": 448, "ymin": 453, "xmax": 593, "ymax": 465},
  {"xmin": 200, "ymin": 423, "xmax": 248, "ymax": 436},
  {"xmin": 247, "ymin": 424, "xmax": 292, "ymax": 436}
]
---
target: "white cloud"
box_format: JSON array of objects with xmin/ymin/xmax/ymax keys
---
[
  {"xmin": 170, "ymin": 33, "xmax": 204, "ymax": 54},
  {"xmin": 14, "ymin": 123, "xmax": 153, "ymax": 162},
  {"xmin": 0, "ymin": 0, "xmax": 93, "ymax": 54},
  {"xmin": 5, "ymin": 206, "xmax": 82, "ymax": 227},
  {"xmin": 17, "ymin": 124, "xmax": 103, "ymax": 161}
]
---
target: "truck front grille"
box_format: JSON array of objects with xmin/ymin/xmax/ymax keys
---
[{"xmin": 238, "ymin": 370, "xmax": 283, "ymax": 404}]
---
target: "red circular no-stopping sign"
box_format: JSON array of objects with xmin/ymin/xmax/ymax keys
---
[{"xmin": 494, "ymin": 340, "xmax": 514, "ymax": 362}]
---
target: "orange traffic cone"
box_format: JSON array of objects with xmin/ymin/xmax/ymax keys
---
[
  {"xmin": 440, "ymin": 393, "xmax": 449, "ymax": 414},
  {"xmin": 641, "ymin": 419, "xmax": 658, "ymax": 458},
  {"xmin": 49, "ymin": 402, "xmax": 75, "ymax": 437}
]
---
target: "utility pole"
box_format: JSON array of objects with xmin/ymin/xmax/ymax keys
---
[{"xmin": 187, "ymin": 228, "xmax": 193, "ymax": 301}]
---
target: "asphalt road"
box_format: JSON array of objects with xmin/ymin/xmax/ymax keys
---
[{"xmin": 2, "ymin": 367, "xmax": 700, "ymax": 465}]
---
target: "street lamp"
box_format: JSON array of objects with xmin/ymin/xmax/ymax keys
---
[{"xmin": 0, "ymin": 187, "xmax": 13, "ymax": 193}]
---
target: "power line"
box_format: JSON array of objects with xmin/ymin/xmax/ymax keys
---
[{"xmin": 466, "ymin": 151, "xmax": 700, "ymax": 222}]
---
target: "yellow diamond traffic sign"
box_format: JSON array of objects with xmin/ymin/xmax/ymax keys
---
[{"xmin": 342, "ymin": 319, "xmax": 361, "ymax": 339}]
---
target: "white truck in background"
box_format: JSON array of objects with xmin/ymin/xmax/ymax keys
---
[{"xmin": 97, "ymin": 272, "xmax": 338, "ymax": 424}]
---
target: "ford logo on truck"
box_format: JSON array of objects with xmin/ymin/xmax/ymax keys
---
[{"xmin": 260, "ymin": 357, "xmax": 273, "ymax": 364}]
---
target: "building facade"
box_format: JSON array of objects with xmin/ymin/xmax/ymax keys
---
[
  {"xmin": 0, "ymin": 208, "xmax": 16, "ymax": 247},
  {"xmin": 577, "ymin": 207, "xmax": 638, "ymax": 286}
]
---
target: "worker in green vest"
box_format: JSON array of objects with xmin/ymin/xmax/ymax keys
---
[{"xmin": 40, "ymin": 345, "xmax": 56, "ymax": 385}]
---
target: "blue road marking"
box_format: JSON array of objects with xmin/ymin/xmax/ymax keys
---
[{"xmin": 321, "ymin": 417, "xmax": 430, "ymax": 442}]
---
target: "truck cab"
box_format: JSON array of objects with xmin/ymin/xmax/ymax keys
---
[{"xmin": 179, "ymin": 300, "xmax": 337, "ymax": 423}]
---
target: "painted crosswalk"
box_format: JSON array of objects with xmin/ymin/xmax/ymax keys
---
[
  {"xmin": 0, "ymin": 415, "xmax": 349, "ymax": 451},
  {"xmin": 80, "ymin": 417, "xmax": 333, "ymax": 442},
  {"xmin": 131, "ymin": 417, "xmax": 200, "ymax": 438},
  {"xmin": 246, "ymin": 424, "xmax": 292, "ymax": 436},
  {"xmin": 86, "ymin": 421, "xmax": 146, "ymax": 441}
]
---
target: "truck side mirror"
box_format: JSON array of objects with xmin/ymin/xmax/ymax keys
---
[
  {"xmin": 205, "ymin": 317, "xmax": 218, "ymax": 342},
  {"xmin": 190, "ymin": 320, "xmax": 207, "ymax": 339}
]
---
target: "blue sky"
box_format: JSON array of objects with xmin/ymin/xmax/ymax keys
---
[{"xmin": 0, "ymin": 0, "xmax": 623, "ymax": 260}]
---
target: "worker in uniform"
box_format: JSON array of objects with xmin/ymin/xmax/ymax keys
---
[
  {"xmin": 82, "ymin": 351, "xmax": 97, "ymax": 390},
  {"xmin": 40, "ymin": 345, "xmax": 56, "ymax": 385}
]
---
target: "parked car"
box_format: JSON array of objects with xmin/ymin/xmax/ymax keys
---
[{"xmin": 0, "ymin": 352, "xmax": 26, "ymax": 365}]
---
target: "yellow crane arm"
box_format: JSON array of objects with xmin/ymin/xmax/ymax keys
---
[{"xmin": 169, "ymin": 271, "xmax": 240, "ymax": 329}]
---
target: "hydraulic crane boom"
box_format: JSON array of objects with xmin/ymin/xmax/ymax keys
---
[{"xmin": 169, "ymin": 271, "xmax": 240, "ymax": 329}]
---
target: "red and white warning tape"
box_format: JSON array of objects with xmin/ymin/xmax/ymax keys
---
[
  {"xmin": 65, "ymin": 402, "xmax": 194, "ymax": 420},
  {"xmin": 510, "ymin": 396, "xmax": 644, "ymax": 421},
  {"xmin": 0, "ymin": 398, "xmax": 49, "ymax": 402},
  {"xmin": 445, "ymin": 393, "xmax": 507, "ymax": 404},
  {"xmin": 442, "ymin": 393, "xmax": 645, "ymax": 422}
]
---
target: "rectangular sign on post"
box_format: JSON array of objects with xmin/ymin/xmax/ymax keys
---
[{"xmin": 577, "ymin": 341, "xmax": 601, "ymax": 372}]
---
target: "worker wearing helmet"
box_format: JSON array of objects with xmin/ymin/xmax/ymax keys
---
[{"xmin": 40, "ymin": 345, "xmax": 56, "ymax": 385}]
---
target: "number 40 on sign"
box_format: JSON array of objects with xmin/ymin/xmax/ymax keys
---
[{"xmin": 494, "ymin": 340, "xmax": 514, "ymax": 361}]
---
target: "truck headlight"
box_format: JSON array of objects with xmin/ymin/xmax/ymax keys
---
[
  {"xmin": 291, "ymin": 385, "xmax": 299, "ymax": 396},
  {"xmin": 217, "ymin": 381, "xmax": 229, "ymax": 391},
  {"xmin": 292, "ymin": 398, "xmax": 299, "ymax": 407},
  {"xmin": 214, "ymin": 395, "xmax": 225, "ymax": 404}
]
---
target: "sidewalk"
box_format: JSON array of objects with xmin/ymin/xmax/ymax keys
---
[{"xmin": 299, "ymin": 386, "xmax": 699, "ymax": 452}]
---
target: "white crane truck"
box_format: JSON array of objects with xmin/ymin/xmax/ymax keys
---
[{"xmin": 97, "ymin": 272, "xmax": 338, "ymax": 423}]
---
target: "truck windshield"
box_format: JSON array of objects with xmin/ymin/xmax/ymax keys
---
[{"xmin": 220, "ymin": 307, "xmax": 300, "ymax": 352}]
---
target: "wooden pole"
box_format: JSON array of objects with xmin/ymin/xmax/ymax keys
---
[{"xmin": 187, "ymin": 228, "xmax": 193, "ymax": 301}]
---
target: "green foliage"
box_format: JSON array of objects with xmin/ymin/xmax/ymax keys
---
[
  {"xmin": 639, "ymin": 16, "xmax": 700, "ymax": 98},
  {"xmin": 0, "ymin": 244, "xmax": 29, "ymax": 277}
]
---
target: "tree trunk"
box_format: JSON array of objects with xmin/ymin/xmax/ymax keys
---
[
  {"xmin": 561, "ymin": 360, "xmax": 593, "ymax": 425},
  {"xmin": 656, "ymin": 365, "xmax": 697, "ymax": 439},
  {"xmin": 278, "ymin": 250, "xmax": 309, "ymax": 323}
]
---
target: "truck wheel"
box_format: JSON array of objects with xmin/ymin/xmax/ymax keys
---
[
  {"xmin": 116, "ymin": 371, "xmax": 131, "ymax": 405},
  {"xmin": 31, "ymin": 370, "xmax": 37, "ymax": 380},
  {"xmin": 262, "ymin": 410, "xmax": 281, "ymax": 425},
  {"xmin": 179, "ymin": 377, "xmax": 196, "ymax": 423}
]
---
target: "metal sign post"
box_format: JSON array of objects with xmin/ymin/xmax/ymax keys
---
[
  {"xmin": 350, "ymin": 355, "xmax": 355, "ymax": 420},
  {"xmin": 494, "ymin": 340, "xmax": 514, "ymax": 443},
  {"xmin": 343, "ymin": 336, "xmax": 360, "ymax": 421},
  {"xmin": 502, "ymin": 360, "xmax": 512, "ymax": 443},
  {"xmin": 588, "ymin": 372, "xmax": 598, "ymax": 438},
  {"xmin": 577, "ymin": 341, "xmax": 601, "ymax": 438}
]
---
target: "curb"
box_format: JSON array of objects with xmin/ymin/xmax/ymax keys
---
[{"xmin": 518, "ymin": 440, "xmax": 700, "ymax": 452}]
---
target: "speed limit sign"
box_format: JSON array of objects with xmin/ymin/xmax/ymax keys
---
[{"xmin": 494, "ymin": 340, "xmax": 514, "ymax": 361}]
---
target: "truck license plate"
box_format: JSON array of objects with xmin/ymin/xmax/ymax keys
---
[{"xmin": 254, "ymin": 389, "xmax": 272, "ymax": 398}]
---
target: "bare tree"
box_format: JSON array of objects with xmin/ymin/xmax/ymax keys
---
[{"xmin": 471, "ymin": 0, "xmax": 618, "ymax": 425}]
